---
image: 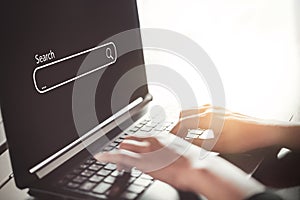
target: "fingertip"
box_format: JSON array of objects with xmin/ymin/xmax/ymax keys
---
[
  {"xmin": 117, "ymin": 164, "xmax": 132, "ymax": 172},
  {"xmin": 124, "ymin": 135, "xmax": 145, "ymax": 141},
  {"xmin": 94, "ymin": 152, "xmax": 109, "ymax": 162},
  {"xmin": 119, "ymin": 141, "xmax": 130, "ymax": 149},
  {"xmin": 94, "ymin": 149, "xmax": 121, "ymax": 159}
]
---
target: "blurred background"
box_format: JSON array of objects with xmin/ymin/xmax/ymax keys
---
[{"xmin": 137, "ymin": 0, "xmax": 300, "ymax": 120}]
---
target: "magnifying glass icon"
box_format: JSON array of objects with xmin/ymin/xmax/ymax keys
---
[{"xmin": 106, "ymin": 47, "xmax": 114, "ymax": 60}]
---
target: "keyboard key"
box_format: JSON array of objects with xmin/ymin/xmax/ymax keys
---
[
  {"xmin": 140, "ymin": 174, "xmax": 153, "ymax": 180},
  {"xmin": 104, "ymin": 176, "xmax": 116, "ymax": 184},
  {"xmin": 79, "ymin": 164, "xmax": 89, "ymax": 169},
  {"xmin": 134, "ymin": 123, "xmax": 144, "ymax": 128},
  {"xmin": 111, "ymin": 142, "xmax": 119, "ymax": 147},
  {"xmin": 188, "ymin": 129, "xmax": 204, "ymax": 135},
  {"xmin": 104, "ymin": 163, "xmax": 117, "ymax": 171},
  {"xmin": 114, "ymin": 138, "xmax": 124, "ymax": 143},
  {"xmin": 154, "ymin": 126, "xmax": 166, "ymax": 131},
  {"xmin": 79, "ymin": 181, "xmax": 96, "ymax": 191},
  {"xmin": 121, "ymin": 192, "xmax": 138, "ymax": 200},
  {"xmin": 94, "ymin": 194, "xmax": 108, "ymax": 199},
  {"xmin": 57, "ymin": 179, "xmax": 68, "ymax": 186},
  {"xmin": 162, "ymin": 122, "xmax": 173, "ymax": 126},
  {"xmin": 89, "ymin": 175, "xmax": 104, "ymax": 183},
  {"xmin": 73, "ymin": 176, "xmax": 87, "ymax": 184},
  {"xmin": 128, "ymin": 177, "xmax": 136, "ymax": 183},
  {"xmin": 127, "ymin": 184, "xmax": 145, "ymax": 194},
  {"xmin": 85, "ymin": 158, "xmax": 96, "ymax": 165},
  {"xmin": 65, "ymin": 174, "xmax": 76, "ymax": 180},
  {"xmin": 92, "ymin": 182, "xmax": 111, "ymax": 194},
  {"xmin": 58, "ymin": 174, "xmax": 76, "ymax": 185},
  {"xmin": 103, "ymin": 146, "xmax": 114, "ymax": 151},
  {"xmin": 145, "ymin": 123, "xmax": 158, "ymax": 128},
  {"xmin": 66, "ymin": 182, "xmax": 80, "ymax": 189},
  {"xmin": 149, "ymin": 130, "xmax": 163, "ymax": 135},
  {"xmin": 110, "ymin": 170, "xmax": 120, "ymax": 177},
  {"xmin": 119, "ymin": 134, "xmax": 128, "ymax": 139},
  {"xmin": 185, "ymin": 133, "xmax": 199, "ymax": 139},
  {"xmin": 140, "ymin": 126, "xmax": 152, "ymax": 132},
  {"xmin": 139, "ymin": 120, "xmax": 149, "ymax": 125},
  {"xmin": 97, "ymin": 169, "xmax": 111, "ymax": 176},
  {"xmin": 95, "ymin": 161, "xmax": 107, "ymax": 166},
  {"xmin": 81, "ymin": 169, "xmax": 95, "ymax": 177},
  {"xmin": 72, "ymin": 168, "xmax": 82, "ymax": 175},
  {"xmin": 134, "ymin": 178, "xmax": 152, "ymax": 187},
  {"xmin": 129, "ymin": 127, "xmax": 140, "ymax": 132},
  {"xmin": 165, "ymin": 127, "xmax": 173, "ymax": 131},
  {"xmin": 131, "ymin": 169, "xmax": 142, "ymax": 177},
  {"xmin": 89, "ymin": 164, "xmax": 103, "ymax": 171}
]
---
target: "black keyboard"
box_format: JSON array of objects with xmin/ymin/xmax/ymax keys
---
[{"xmin": 56, "ymin": 118, "xmax": 175, "ymax": 200}]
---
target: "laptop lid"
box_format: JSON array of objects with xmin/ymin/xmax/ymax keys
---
[{"xmin": 0, "ymin": 0, "xmax": 149, "ymax": 189}]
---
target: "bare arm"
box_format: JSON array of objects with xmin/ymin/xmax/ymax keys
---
[
  {"xmin": 276, "ymin": 124, "xmax": 300, "ymax": 150},
  {"xmin": 171, "ymin": 105, "xmax": 300, "ymax": 153}
]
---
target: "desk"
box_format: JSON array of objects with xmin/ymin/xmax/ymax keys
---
[{"xmin": 0, "ymin": 151, "xmax": 32, "ymax": 199}]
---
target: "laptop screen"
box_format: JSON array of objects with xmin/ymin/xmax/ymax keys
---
[{"xmin": 0, "ymin": 0, "xmax": 148, "ymax": 188}]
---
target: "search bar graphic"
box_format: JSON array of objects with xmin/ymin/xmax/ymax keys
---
[{"xmin": 33, "ymin": 42, "xmax": 117, "ymax": 94}]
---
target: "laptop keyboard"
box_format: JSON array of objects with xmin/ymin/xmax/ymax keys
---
[{"xmin": 56, "ymin": 118, "xmax": 176, "ymax": 200}]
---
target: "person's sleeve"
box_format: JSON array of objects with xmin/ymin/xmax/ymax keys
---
[{"xmin": 246, "ymin": 191, "xmax": 282, "ymax": 200}]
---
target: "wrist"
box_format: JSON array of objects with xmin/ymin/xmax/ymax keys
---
[
  {"xmin": 244, "ymin": 122, "xmax": 283, "ymax": 150},
  {"xmin": 177, "ymin": 167, "xmax": 207, "ymax": 194},
  {"xmin": 173, "ymin": 165, "xmax": 199, "ymax": 192},
  {"xmin": 276, "ymin": 124, "xmax": 300, "ymax": 150},
  {"xmin": 185, "ymin": 167, "xmax": 246, "ymax": 199}
]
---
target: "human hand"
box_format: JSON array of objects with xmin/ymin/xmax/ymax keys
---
[
  {"xmin": 95, "ymin": 135, "xmax": 194, "ymax": 191},
  {"xmin": 95, "ymin": 135, "xmax": 265, "ymax": 200},
  {"xmin": 171, "ymin": 105, "xmax": 281, "ymax": 153}
]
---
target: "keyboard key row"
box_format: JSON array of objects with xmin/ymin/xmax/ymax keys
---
[{"xmin": 58, "ymin": 117, "xmax": 167, "ymax": 199}]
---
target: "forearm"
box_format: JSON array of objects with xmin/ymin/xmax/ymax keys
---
[
  {"xmin": 238, "ymin": 122, "xmax": 280, "ymax": 150},
  {"xmin": 186, "ymin": 168, "xmax": 246, "ymax": 200},
  {"xmin": 277, "ymin": 124, "xmax": 300, "ymax": 150},
  {"xmin": 233, "ymin": 119, "xmax": 300, "ymax": 151},
  {"xmin": 178, "ymin": 156, "xmax": 265, "ymax": 200}
]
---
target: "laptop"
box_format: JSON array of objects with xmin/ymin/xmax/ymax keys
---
[{"xmin": 0, "ymin": 1, "xmax": 201, "ymax": 199}]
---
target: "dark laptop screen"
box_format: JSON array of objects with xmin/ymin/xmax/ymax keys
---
[{"xmin": 0, "ymin": 0, "xmax": 148, "ymax": 188}]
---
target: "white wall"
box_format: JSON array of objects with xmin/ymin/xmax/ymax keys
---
[{"xmin": 138, "ymin": 0, "xmax": 300, "ymax": 120}]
